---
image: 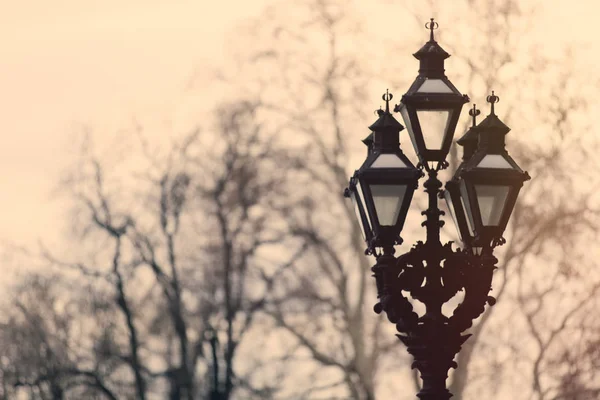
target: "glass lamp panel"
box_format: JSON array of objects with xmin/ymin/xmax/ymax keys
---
[
  {"xmin": 475, "ymin": 185, "xmax": 510, "ymax": 226},
  {"xmin": 417, "ymin": 79, "xmax": 454, "ymax": 94},
  {"xmin": 417, "ymin": 110, "xmax": 451, "ymax": 150},
  {"xmin": 459, "ymin": 182, "xmax": 475, "ymax": 236},
  {"xmin": 399, "ymin": 105, "xmax": 419, "ymax": 155},
  {"xmin": 460, "ymin": 197, "xmax": 475, "ymax": 237},
  {"xmin": 370, "ymin": 184, "xmax": 407, "ymax": 226},
  {"xmin": 350, "ymin": 192, "xmax": 366, "ymax": 239},
  {"xmin": 371, "ymin": 154, "xmax": 407, "ymax": 168},
  {"xmin": 444, "ymin": 190, "xmax": 463, "ymax": 241},
  {"xmin": 476, "ymin": 154, "xmax": 513, "ymax": 169},
  {"xmin": 356, "ymin": 181, "xmax": 372, "ymax": 230}
]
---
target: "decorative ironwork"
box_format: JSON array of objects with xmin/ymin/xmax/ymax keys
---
[
  {"xmin": 383, "ymin": 89, "xmax": 393, "ymax": 107},
  {"xmin": 372, "ymin": 170, "xmax": 498, "ymax": 400},
  {"xmin": 425, "ymin": 18, "xmax": 439, "ymax": 41},
  {"xmin": 486, "ymin": 90, "xmax": 500, "ymax": 115},
  {"xmin": 469, "ymin": 104, "xmax": 480, "ymax": 127}
]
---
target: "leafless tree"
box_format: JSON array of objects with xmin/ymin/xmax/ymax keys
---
[
  {"xmin": 0, "ymin": 273, "xmax": 122, "ymax": 399},
  {"xmin": 1, "ymin": 99, "xmax": 302, "ymax": 399},
  {"xmin": 213, "ymin": 1, "xmax": 412, "ymax": 399}
]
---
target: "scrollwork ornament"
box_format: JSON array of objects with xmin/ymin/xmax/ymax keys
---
[{"xmin": 370, "ymin": 210, "xmax": 498, "ymax": 399}]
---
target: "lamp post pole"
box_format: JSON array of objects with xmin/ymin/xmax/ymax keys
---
[{"xmin": 346, "ymin": 19, "xmax": 529, "ymax": 400}]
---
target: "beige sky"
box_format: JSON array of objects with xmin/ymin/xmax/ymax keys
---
[
  {"xmin": 0, "ymin": 0, "xmax": 270, "ymax": 245},
  {"xmin": 0, "ymin": 0, "xmax": 596, "ymax": 247}
]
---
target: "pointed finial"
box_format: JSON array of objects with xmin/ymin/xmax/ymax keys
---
[
  {"xmin": 469, "ymin": 104, "xmax": 481, "ymax": 127},
  {"xmin": 382, "ymin": 89, "xmax": 393, "ymax": 113},
  {"xmin": 425, "ymin": 18, "xmax": 439, "ymax": 41},
  {"xmin": 486, "ymin": 91, "xmax": 500, "ymax": 115}
]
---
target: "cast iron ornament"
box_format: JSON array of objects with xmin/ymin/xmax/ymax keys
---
[{"xmin": 369, "ymin": 163, "xmax": 500, "ymax": 399}]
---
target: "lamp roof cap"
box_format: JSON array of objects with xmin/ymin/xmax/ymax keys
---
[
  {"xmin": 457, "ymin": 104, "xmax": 481, "ymax": 145},
  {"xmin": 368, "ymin": 90, "xmax": 404, "ymax": 131},
  {"xmin": 477, "ymin": 92, "xmax": 510, "ymax": 135},
  {"xmin": 413, "ymin": 18, "xmax": 450, "ymax": 61}
]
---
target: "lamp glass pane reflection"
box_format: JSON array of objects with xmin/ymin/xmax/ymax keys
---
[
  {"xmin": 417, "ymin": 79, "xmax": 454, "ymax": 93},
  {"xmin": 371, "ymin": 154, "xmax": 407, "ymax": 168},
  {"xmin": 444, "ymin": 190, "xmax": 462, "ymax": 241},
  {"xmin": 356, "ymin": 181, "xmax": 371, "ymax": 230},
  {"xmin": 476, "ymin": 154, "xmax": 513, "ymax": 169},
  {"xmin": 417, "ymin": 110, "xmax": 451, "ymax": 150},
  {"xmin": 370, "ymin": 184, "xmax": 407, "ymax": 225},
  {"xmin": 475, "ymin": 185, "xmax": 510, "ymax": 226},
  {"xmin": 399, "ymin": 105, "xmax": 418, "ymax": 154},
  {"xmin": 350, "ymin": 193, "xmax": 366, "ymax": 240},
  {"xmin": 459, "ymin": 180, "xmax": 476, "ymax": 236}
]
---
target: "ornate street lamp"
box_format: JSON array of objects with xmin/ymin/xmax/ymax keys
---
[
  {"xmin": 345, "ymin": 91, "xmax": 421, "ymax": 254},
  {"xmin": 344, "ymin": 20, "xmax": 530, "ymax": 400}
]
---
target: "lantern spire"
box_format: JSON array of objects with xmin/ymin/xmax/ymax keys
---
[
  {"xmin": 426, "ymin": 18, "xmax": 438, "ymax": 42},
  {"xmin": 456, "ymin": 104, "xmax": 482, "ymax": 163},
  {"xmin": 473, "ymin": 92, "xmax": 511, "ymax": 154},
  {"xmin": 487, "ymin": 91, "xmax": 500, "ymax": 115},
  {"xmin": 368, "ymin": 90, "xmax": 403, "ymax": 139},
  {"xmin": 470, "ymin": 104, "xmax": 480, "ymax": 127},
  {"xmin": 384, "ymin": 89, "xmax": 391, "ymax": 113},
  {"xmin": 369, "ymin": 91, "xmax": 404, "ymax": 152}
]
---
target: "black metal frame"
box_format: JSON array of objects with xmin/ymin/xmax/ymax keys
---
[
  {"xmin": 399, "ymin": 88, "xmax": 467, "ymax": 164},
  {"xmin": 348, "ymin": 174, "xmax": 373, "ymax": 244},
  {"xmin": 357, "ymin": 167, "xmax": 419, "ymax": 245},
  {"xmin": 444, "ymin": 178, "xmax": 474, "ymax": 245},
  {"xmin": 458, "ymin": 169, "xmax": 526, "ymax": 246}
]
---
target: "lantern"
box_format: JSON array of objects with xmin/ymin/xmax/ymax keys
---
[
  {"xmin": 345, "ymin": 91, "xmax": 421, "ymax": 251},
  {"xmin": 454, "ymin": 92, "xmax": 530, "ymax": 247},
  {"xmin": 396, "ymin": 19, "xmax": 469, "ymax": 166}
]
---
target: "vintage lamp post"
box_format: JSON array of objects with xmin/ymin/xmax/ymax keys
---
[{"xmin": 344, "ymin": 20, "xmax": 529, "ymax": 400}]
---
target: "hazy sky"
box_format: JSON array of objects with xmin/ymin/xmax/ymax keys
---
[
  {"xmin": 0, "ymin": 0, "xmax": 596, "ymax": 247},
  {"xmin": 0, "ymin": 0, "xmax": 271, "ymax": 245}
]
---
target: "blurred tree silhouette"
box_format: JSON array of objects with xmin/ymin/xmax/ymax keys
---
[
  {"xmin": 0, "ymin": 102, "xmax": 303, "ymax": 399},
  {"xmin": 213, "ymin": 1, "xmax": 402, "ymax": 399},
  {"xmin": 0, "ymin": 273, "xmax": 123, "ymax": 399}
]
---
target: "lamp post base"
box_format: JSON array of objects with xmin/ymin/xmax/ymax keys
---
[
  {"xmin": 372, "ymin": 240, "xmax": 496, "ymax": 400},
  {"xmin": 399, "ymin": 329, "xmax": 470, "ymax": 400}
]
